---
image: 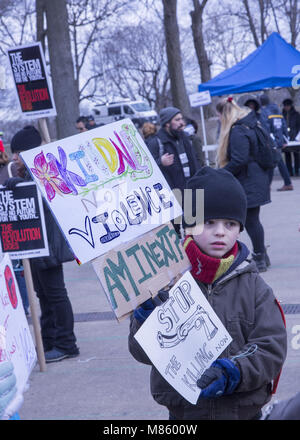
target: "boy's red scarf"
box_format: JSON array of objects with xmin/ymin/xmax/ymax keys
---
[{"xmin": 183, "ymin": 236, "xmax": 238, "ymax": 284}]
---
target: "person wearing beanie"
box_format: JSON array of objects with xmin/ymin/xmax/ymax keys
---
[
  {"xmin": 146, "ymin": 105, "xmax": 200, "ymax": 194},
  {"xmin": 128, "ymin": 166, "xmax": 287, "ymax": 420},
  {"xmin": 259, "ymin": 95, "xmax": 293, "ymax": 191},
  {"xmin": 6, "ymin": 126, "xmax": 80, "ymax": 363},
  {"xmin": 282, "ymin": 98, "xmax": 300, "ymax": 176}
]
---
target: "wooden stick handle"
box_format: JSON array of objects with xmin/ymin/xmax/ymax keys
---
[{"xmin": 22, "ymin": 258, "xmax": 46, "ymax": 372}]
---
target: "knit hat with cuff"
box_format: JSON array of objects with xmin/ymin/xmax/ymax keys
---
[
  {"xmin": 10, "ymin": 125, "xmax": 42, "ymax": 153},
  {"xmin": 182, "ymin": 166, "xmax": 247, "ymax": 232},
  {"xmin": 159, "ymin": 107, "xmax": 181, "ymax": 127}
]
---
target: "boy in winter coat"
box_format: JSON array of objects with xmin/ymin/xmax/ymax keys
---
[{"xmin": 128, "ymin": 167, "xmax": 287, "ymax": 420}]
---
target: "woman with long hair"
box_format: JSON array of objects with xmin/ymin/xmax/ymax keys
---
[{"xmin": 216, "ymin": 97, "xmax": 271, "ymax": 272}]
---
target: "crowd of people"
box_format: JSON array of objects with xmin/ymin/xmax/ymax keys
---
[{"xmin": 1, "ymin": 92, "xmax": 300, "ymax": 420}]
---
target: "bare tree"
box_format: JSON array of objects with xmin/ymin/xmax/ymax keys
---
[
  {"xmin": 44, "ymin": 0, "xmax": 79, "ymax": 139},
  {"xmin": 97, "ymin": 22, "xmax": 170, "ymax": 110},
  {"xmin": 0, "ymin": 0, "xmax": 36, "ymax": 56},
  {"xmin": 190, "ymin": 0, "xmax": 211, "ymax": 83},
  {"xmin": 162, "ymin": 0, "xmax": 191, "ymax": 116},
  {"xmin": 67, "ymin": 0, "xmax": 132, "ymax": 103}
]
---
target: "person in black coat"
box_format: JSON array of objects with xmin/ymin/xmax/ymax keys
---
[
  {"xmin": 216, "ymin": 97, "xmax": 271, "ymax": 272},
  {"xmin": 282, "ymin": 98, "xmax": 300, "ymax": 176},
  {"xmin": 8, "ymin": 126, "xmax": 79, "ymax": 363},
  {"xmin": 146, "ymin": 107, "xmax": 200, "ymax": 192}
]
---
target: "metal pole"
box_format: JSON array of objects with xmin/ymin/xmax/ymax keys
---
[
  {"xmin": 23, "ymin": 258, "xmax": 46, "ymax": 372},
  {"xmin": 200, "ymin": 106, "xmax": 209, "ymax": 166}
]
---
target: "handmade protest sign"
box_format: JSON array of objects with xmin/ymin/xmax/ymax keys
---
[
  {"xmin": 92, "ymin": 222, "xmax": 191, "ymax": 321},
  {"xmin": 0, "ymin": 253, "xmax": 37, "ymax": 394},
  {"xmin": 0, "ymin": 182, "xmax": 49, "ymax": 259},
  {"xmin": 134, "ymin": 271, "xmax": 232, "ymax": 404},
  {"xmin": 7, "ymin": 42, "xmax": 57, "ymax": 119},
  {"xmin": 20, "ymin": 119, "xmax": 183, "ymax": 264}
]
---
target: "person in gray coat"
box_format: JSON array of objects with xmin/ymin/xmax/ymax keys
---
[{"xmin": 128, "ymin": 167, "xmax": 287, "ymax": 420}]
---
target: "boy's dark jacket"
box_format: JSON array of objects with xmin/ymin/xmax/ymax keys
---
[{"xmin": 128, "ymin": 242, "xmax": 287, "ymax": 420}]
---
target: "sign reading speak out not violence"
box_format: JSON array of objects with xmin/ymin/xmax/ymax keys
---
[
  {"xmin": 134, "ymin": 271, "xmax": 232, "ymax": 404},
  {"xmin": 21, "ymin": 119, "xmax": 182, "ymax": 264},
  {"xmin": 0, "ymin": 182, "xmax": 49, "ymax": 259},
  {"xmin": 92, "ymin": 222, "xmax": 191, "ymax": 321}
]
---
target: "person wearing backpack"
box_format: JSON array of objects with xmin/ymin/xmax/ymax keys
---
[{"xmin": 216, "ymin": 97, "xmax": 271, "ymax": 272}]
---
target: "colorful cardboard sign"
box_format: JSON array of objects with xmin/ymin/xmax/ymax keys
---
[
  {"xmin": 134, "ymin": 271, "xmax": 232, "ymax": 404},
  {"xmin": 92, "ymin": 223, "xmax": 191, "ymax": 320},
  {"xmin": 20, "ymin": 119, "xmax": 182, "ymax": 264},
  {"xmin": 0, "ymin": 253, "xmax": 37, "ymax": 395},
  {"xmin": 7, "ymin": 42, "xmax": 57, "ymax": 118},
  {"xmin": 0, "ymin": 182, "xmax": 49, "ymax": 259}
]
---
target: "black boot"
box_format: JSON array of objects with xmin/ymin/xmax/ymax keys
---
[
  {"xmin": 265, "ymin": 247, "xmax": 271, "ymax": 267},
  {"xmin": 252, "ymin": 252, "xmax": 267, "ymax": 272}
]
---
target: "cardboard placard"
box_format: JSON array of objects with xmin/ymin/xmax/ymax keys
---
[
  {"xmin": 0, "ymin": 253, "xmax": 37, "ymax": 393},
  {"xmin": 0, "ymin": 182, "xmax": 49, "ymax": 259},
  {"xmin": 20, "ymin": 119, "xmax": 182, "ymax": 264},
  {"xmin": 134, "ymin": 271, "xmax": 232, "ymax": 404},
  {"xmin": 7, "ymin": 42, "xmax": 57, "ymax": 119},
  {"xmin": 92, "ymin": 222, "xmax": 191, "ymax": 321}
]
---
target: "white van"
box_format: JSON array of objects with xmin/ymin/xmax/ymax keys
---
[{"xmin": 92, "ymin": 99, "xmax": 158, "ymax": 128}]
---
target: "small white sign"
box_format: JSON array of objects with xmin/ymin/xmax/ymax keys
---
[
  {"xmin": 134, "ymin": 271, "xmax": 232, "ymax": 404},
  {"xmin": 189, "ymin": 90, "xmax": 211, "ymax": 107},
  {"xmin": 0, "ymin": 253, "xmax": 37, "ymax": 394}
]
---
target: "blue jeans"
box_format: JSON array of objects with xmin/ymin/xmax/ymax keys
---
[
  {"xmin": 30, "ymin": 262, "xmax": 78, "ymax": 353},
  {"xmin": 268, "ymin": 149, "xmax": 292, "ymax": 186},
  {"xmin": 277, "ymin": 154, "xmax": 292, "ymax": 185}
]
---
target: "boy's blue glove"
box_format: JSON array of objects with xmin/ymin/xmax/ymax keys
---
[
  {"xmin": 197, "ymin": 358, "xmax": 240, "ymax": 399},
  {"xmin": 133, "ymin": 290, "xmax": 169, "ymax": 323},
  {"xmin": 0, "ymin": 361, "xmax": 17, "ymax": 419}
]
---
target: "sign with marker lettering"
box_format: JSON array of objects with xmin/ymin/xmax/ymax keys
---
[
  {"xmin": 7, "ymin": 42, "xmax": 57, "ymax": 118},
  {"xmin": 0, "ymin": 182, "xmax": 49, "ymax": 259},
  {"xmin": 92, "ymin": 223, "xmax": 191, "ymax": 320},
  {"xmin": 21, "ymin": 119, "xmax": 182, "ymax": 264},
  {"xmin": 0, "ymin": 253, "xmax": 37, "ymax": 395},
  {"xmin": 134, "ymin": 271, "xmax": 232, "ymax": 404}
]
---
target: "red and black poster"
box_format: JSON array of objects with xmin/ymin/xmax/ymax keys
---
[
  {"xmin": 0, "ymin": 182, "xmax": 49, "ymax": 259},
  {"xmin": 7, "ymin": 42, "xmax": 57, "ymax": 119}
]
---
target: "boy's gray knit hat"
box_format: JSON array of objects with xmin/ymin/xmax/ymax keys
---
[{"xmin": 159, "ymin": 107, "xmax": 181, "ymax": 127}]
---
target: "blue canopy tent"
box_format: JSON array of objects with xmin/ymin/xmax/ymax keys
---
[{"xmin": 198, "ymin": 32, "xmax": 300, "ymax": 96}]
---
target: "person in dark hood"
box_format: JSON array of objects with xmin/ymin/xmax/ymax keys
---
[
  {"xmin": 216, "ymin": 97, "xmax": 271, "ymax": 272},
  {"xmin": 260, "ymin": 94, "xmax": 292, "ymax": 191},
  {"xmin": 282, "ymin": 98, "xmax": 300, "ymax": 176},
  {"xmin": 183, "ymin": 117, "xmax": 204, "ymax": 166},
  {"xmin": 238, "ymin": 94, "xmax": 261, "ymax": 121}
]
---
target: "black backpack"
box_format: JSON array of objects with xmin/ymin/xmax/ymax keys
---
[{"xmin": 243, "ymin": 121, "xmax": 276, "ymax": 170}]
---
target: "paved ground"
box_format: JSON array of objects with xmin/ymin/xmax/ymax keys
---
[{"xmin": 18, "ymin": 175, "xmax": 300, "ymax": 420}]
